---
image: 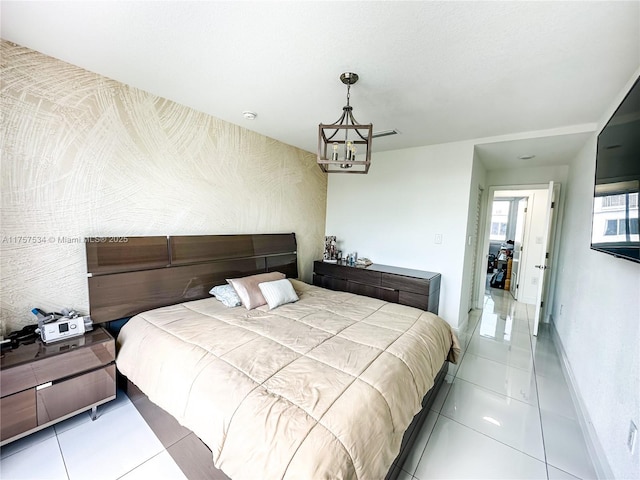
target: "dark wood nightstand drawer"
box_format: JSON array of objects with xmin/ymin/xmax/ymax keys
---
[
  {"xmin": 2, "ymin": 337, "xmax": 115, "ymax": 397},
  {"xmin": 0, "ymin": 390, "xmax": 37, "ymax": 441},
  {"xmin": 1, "ymin": 327, "xmax": 116, "ymax": 446},
  {"xmin": 37, "ymin": 364, "xmax": 116, "ymax": 424}
]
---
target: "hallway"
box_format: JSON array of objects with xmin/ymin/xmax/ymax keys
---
[{"xmin": 399, "ymin": 288, "xmax": 597, "ymax": 479}]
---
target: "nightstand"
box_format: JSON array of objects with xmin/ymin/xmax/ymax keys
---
[{"xmin": 0, "ymin": 326, "xmax": 116, "ymax": 446}]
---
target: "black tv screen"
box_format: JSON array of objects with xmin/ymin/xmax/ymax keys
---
[{"xmin": 590, "ymin": 76, "xmax": 640, "ymax": 263}]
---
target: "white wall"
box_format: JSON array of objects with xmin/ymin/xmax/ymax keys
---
[
  {"xmin": 326, "ymin": 141, "xmax": 475, "ymax": 329},
  {"xmin": 552, "ymin": 71, "xmax": 640, "ymax": 480},
  {"xmin": 487, "ymin": 164, "xmax": 569, "ymax": 186}
]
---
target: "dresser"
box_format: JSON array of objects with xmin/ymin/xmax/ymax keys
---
[
  {"xmin": 313, "ymin": 261, "xmax": 441, "ymax": 314},
  {"xmin": 0, "ymin": 327, "xmax": 116, "ymax": 445}
]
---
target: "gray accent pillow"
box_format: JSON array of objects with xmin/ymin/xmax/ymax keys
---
[{"xmin": 209, "ymin": 284, "xmax": 242, "ymax": 308}]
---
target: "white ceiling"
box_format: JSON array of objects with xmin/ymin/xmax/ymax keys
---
[{"xmin": 2, "ymin": 1, "xmax": 639, "ymax": 170}]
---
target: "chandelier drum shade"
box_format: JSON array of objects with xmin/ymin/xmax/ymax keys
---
[{"xmin": 317, "ymin": 72, "xmax": 373, "ymax": 174}]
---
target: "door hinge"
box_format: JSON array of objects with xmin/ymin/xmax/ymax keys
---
[
  {"xmin": 541, "ymin": 301, "xmax": 544, "ymax": 308},
  {"xmin": 516, "ymin": 284, "xmax": 519, "ymax": 289},
  {"xmin": 545, "ymin": 252, "xmax": 549, "ymax": 259},
  {"xmin": 520, "ymin": 246, "xmax": 523, "ymax": 251},
  {"xmin": 551, "ymin": 201, "xmax": 555, "ymax": 208},
  {"xmin": 524, "ymin": 207, "xmax": 528, "ymax": 213}
]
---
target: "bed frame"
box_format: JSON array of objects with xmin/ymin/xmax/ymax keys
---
[{"xmin": 85, "ymin": 234, "xmax": 447, "ymax": 480}]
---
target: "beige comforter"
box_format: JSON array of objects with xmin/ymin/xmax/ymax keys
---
[{"xmin": 117, "ymin": 280, "xmax": 460, "ymax": 480}]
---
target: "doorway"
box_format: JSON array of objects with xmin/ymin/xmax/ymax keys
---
[{"xmin": 477, "ymin": 183, "xmax": 562, "ymax": 329}]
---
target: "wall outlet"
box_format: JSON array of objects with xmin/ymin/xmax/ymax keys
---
[{"xmin": 628, "ymin": 420, "xmax": 637, "ymax": 454}]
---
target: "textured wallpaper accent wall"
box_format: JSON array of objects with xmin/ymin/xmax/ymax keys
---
[{"xmin": 0, "ymin": 41, "xmax": 327, "ymax": 334}]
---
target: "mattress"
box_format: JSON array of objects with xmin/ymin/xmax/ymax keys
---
[{"xmin": 116, "ymin": 279, "xmax": 460, "ymax": 480}]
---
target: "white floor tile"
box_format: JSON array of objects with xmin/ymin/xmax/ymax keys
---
[
  {"xmin": 448, "ymin": 351, "xmax": 464, "ymax": 376},
  {"xmin": 413, "ymin": 416, "xmax": 547, "ymax": 480},
  {"xmin": 0, "ymin": 426, "xmax": 56, "ymax": 460},
  {"xmin": 466, "ymin": 335, "xmax": 534, "ymax": 371},
  {"xmin": 119, "ymin": 451, "xmax": 187, "ymax": 480},
  {"xmin": 541, "ymin": 409, "xmax": 597, "ymax": 480},
  {"xmin": 536, "ymin": 374, "xmax": 577, "ymax": 420},
  {"xmin": 429, "ymin": 374, "xmax": 454, "ymax": 413},
  {"xmin": 400, "ymin": 409, "xmax": 438, "ymax": 475},
  {"xmin": 54, "ymin": 389, "xmax": 131, "ymax": 436},
  {"xmin": 547, "ymin": 465, "xmax": 582, "ymax": 480},
  {"xmin": 457, "ymin": 353, "xmax": 538, "ymax": 405},
  {"xmin": 533, "ymin": 348, "xmax": 565, "ymax": 379},
  {"xmin": 0, "ymin": 436, "xmax": 68, "ymax": 480},
  {"xmin": 441, "ymin": 379, "xmax": 545, "ymax": 461},
  {"xmin": 57, "ymin": 401, "xmax": 164, "ymax": 480},
  {"xmin": 53, "ymin": 411, "xmax": 92, "ymax": 436},
  {"xmin": 395, "ymin": 469, "xmax": 414, "ymax": 480}
]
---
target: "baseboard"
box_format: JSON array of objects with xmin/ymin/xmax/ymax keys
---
[
  {"xmin": 456, "ymin": 312, "xmax": 469, "ymax": 335},
  {"xmin": 549, "ymin": 316, "xmax": 614, "ymax": 480}
]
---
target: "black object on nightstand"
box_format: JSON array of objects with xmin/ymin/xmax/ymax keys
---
[{"xmin": 0, "ymin": 326, "xmax": 116, "ymax": 446}]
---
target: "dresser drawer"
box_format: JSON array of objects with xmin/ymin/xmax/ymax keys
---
[
  {"xmin": 398, "ymin": 291, "xmax": 430, "ymax": 310},
  {"xmin": 347, "ymin": 281, "xmax": 397, "ymax": 302},
  {"xmin": 381, "ymin": 273, "xmax": 430, "ymax": 295},
  {"xmin": 36, "ymin": 364, "xmax": 116, "ymax": 424},
  {"xmin": 314, "ymin": 274, "xmax": 348, "ymax": 291},
  {"xmin": 313, "ymin": 261, "xmax": 347, "ymax": 278},
  {"xmin": 0, "ymin": 390, "xmax": 37, "ymax": 441},
  {"xmin": 346, "ymin": 267, "xmax": 381, "ymax": 285}
]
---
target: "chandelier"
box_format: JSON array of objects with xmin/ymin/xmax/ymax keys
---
[{"xmin": 317, "ymin": 72, "xmax": 373, "ymax": 174}]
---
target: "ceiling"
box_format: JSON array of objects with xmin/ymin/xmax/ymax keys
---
[{"xmin": 2, "ymin": 1, "xmax": 639, "ymax": 171}]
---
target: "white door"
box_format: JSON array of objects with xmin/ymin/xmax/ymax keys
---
[
  {"xmin": 510, "ymin": 197, "xmax": 528, "ymax": 299},
  {"xmin": 533, "ymin": 181, "xmax": 555, "ymax": 336}
]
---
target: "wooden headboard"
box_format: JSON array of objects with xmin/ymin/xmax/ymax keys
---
[{"xmin": 86, "ymin": 233, "xmax": 298, "ymax": 323}]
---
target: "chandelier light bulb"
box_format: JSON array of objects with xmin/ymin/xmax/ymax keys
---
[{"xmin": 332, "ymin": 142, "xmax": 339, "ymax": 161}]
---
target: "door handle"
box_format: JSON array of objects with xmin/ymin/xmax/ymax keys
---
[{"xmin": 534, "ymin": 265, "xmax": 548, "ymax": 270}]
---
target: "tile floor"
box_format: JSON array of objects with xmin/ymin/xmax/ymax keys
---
[{"xmin": 0, "ymin": 288, "xmax": 597, "ymax": 480}]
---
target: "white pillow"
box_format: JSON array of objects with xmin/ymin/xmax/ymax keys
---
[{"xmin": 258, "ymin": 279, "xmax": 299, "ymax": 310}]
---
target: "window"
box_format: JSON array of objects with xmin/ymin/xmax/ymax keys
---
[
  {"xmin": 602, "ymin": 195, "xmax": 626, "ymax": 208},
  {"xmin": 604, "ymin": 218, "xmax": 639, "ymax": 236},
  {"xmin": 600, "ymin": 192, "xmax": 639, "ymax": 209},
  {"xmin": 489, "ymin": 201, "xmax": 510, "ymax": 241}
]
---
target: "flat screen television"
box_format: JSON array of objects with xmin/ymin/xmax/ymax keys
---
[{"xmin": 590, "ymin": 76, "xmax": 640, "ymax": 263}]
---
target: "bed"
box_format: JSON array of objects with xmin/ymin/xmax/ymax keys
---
[{"xmin": 86, "ymin": 234, "xmax": 459, "ymax": 480}]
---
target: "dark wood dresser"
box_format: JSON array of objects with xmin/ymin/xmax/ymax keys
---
[
  {"xmin": 313, "ymin": 261, "xmax": 441, "ymax": 314},
  {"xmin": 0, "ymin": 326, "xmax": 116, "ymax": 445}
]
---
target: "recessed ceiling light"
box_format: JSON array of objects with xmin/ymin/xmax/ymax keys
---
[
  {"xmin": 518, "ymin": 154, "xmax": 536, "ymax": 160},
  {"xmin": 242, "ymin": 111, "xmax": 257, "ymax": 120}
]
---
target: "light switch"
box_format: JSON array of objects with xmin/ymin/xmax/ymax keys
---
[{"xmin": 435, "ymin": 234, "xmax": 442, "ymax": 244}]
